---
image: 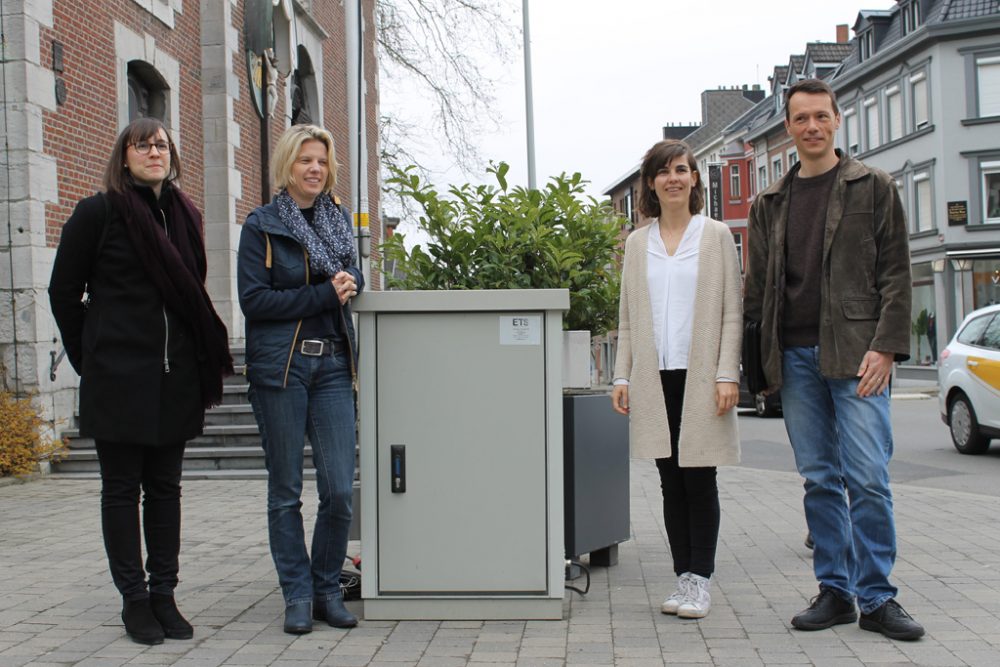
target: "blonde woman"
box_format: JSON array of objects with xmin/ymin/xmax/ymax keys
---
[
  {"xmin": 237, "ymin": 125, "xmax": 361, "ymax": 633},
  {"xmin": 611, "ymin": 139, "xmax": 742, "ymax": 619}
]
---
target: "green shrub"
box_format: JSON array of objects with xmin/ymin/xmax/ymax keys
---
[{"xmin": 382, "ymin": 162, "xmax": 622, "ymax": 334}]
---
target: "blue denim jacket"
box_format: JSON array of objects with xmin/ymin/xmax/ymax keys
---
[{"xmin": 237, "ymin": 200, "xmax": 363, "ymax": 388}]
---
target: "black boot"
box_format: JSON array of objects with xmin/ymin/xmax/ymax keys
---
[
  {"xmin": 122, "ymin": 598, "xmax": 165, "ymax": 645},
  {"xmin": 150, "ymin": 593, "xmax": 193, "ymax": 639}
]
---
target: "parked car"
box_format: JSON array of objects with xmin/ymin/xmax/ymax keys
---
[
  {"xmin": 938, "ymin": 303, "xmax": 1000, "ymax": 454},
  {"xmin": 738, "ymin": 369, "xmax": 781, "ymax": 418}
]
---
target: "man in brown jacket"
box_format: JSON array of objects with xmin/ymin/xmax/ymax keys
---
[{"xmin": 744, "ymin": 79, "xmax": 923, "ymax": 641}]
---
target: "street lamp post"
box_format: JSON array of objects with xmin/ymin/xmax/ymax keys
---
[{"xmin": 523, "ymin": 0, "xmax": 536, "ymax": 190}]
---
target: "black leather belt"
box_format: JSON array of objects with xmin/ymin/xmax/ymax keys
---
[{"xmin": 298, "ymin": 338, "xmax": 342, "ymax": 356}]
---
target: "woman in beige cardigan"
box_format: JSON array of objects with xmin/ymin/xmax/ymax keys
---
[{"xmin": 611, "ymin": 139, "xmax": 742, "ymax": 619}]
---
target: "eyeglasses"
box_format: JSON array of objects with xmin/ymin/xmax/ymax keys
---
[{"xmin": 131, "ymin": 141, "xmax": 170, "ymax": 154}]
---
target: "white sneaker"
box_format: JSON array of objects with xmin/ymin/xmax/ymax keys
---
[
  {"xmin": 677, "ymin": 573, "xmax": 711, "ymax": 618},
  {"xmin": 661, "ymin": 572, "xmax": 691, "ymax": 615}
]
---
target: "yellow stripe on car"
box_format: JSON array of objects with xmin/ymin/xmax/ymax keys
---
[{"xmin": 967, "ymin": 356, "xmax": 1000, "ymax": 393}]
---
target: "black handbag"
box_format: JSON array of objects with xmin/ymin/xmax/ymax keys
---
[{"xmin": 742, "ymin": 319, "xmax": 768, "ymax": 395}]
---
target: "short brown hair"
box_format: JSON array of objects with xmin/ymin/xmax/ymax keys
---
[
  {"xmin": 784, "ymin": 78, "xmax": 840, "ymax": 121},
  {"xmin": 272, "ymin": 124, "xmax": 339, "ymax": 194},
  {"xmin": 638, "ymin": 140, "xmax": 704, "ymax": 218},
  {"xmin": 103, "ymin": 118, "xmax": 181, "ymax": 194}
]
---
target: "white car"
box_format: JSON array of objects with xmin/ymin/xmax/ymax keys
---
[{"xmin": 939, "ymin": 303, "xmax": 1000, "ymax": 454}]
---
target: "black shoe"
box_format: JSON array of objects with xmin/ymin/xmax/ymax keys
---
[
  {"xmin": 121, "ymin": 598, "xmax": 165, "ymax": 645},
  {"xmin": 313, "ymin": 596, "xmax": 358, "ymax": 628},
  {"xmin": 283, "ymin": 601, "xmax": 313, "ymax": 634},
  {"xmin": 150, "ymin": 593, "xmax": 193, "ymax": 640},
  {"xmin": 859, "ymin": 599, "xmax": 925, "ymax": 641},
  {"xmin": 805, "ymin": 532, "xmax": 814, "ymax": 550},
  {"xmin": 791, "ymin": 588, "xmax": 857, "ymax": 631}
]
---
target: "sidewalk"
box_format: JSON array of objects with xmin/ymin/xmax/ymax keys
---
[{"xmin": 2, "ymin": 460, "xmax": 999, "ymax": 666}]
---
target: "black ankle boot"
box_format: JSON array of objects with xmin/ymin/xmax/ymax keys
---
[
  {"xmin": 122, "ymin": 598, "xmax": 165, "ymax": 645},
  {"xmin": 150, "ymin": 593, "xmax": 194, "ymax": 639}
]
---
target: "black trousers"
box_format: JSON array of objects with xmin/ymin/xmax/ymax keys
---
[
  {"xmin": 655, "ymin": 370, "xmax": 720, "ymax": 578},
  {"xmin": 95, "ymin": 440, "xmax": 185, "ymax": 600}
]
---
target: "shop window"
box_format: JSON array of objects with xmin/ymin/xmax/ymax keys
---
[
  {"xmin": 910, "ymin": 262, "xmax": 937, "ymax": 365},
  {"xmin": 972, "ymin": 258, "xmax": 1000, "ymax": 309}
]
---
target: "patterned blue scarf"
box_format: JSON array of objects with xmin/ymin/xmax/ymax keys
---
[{"xmin": 275, "ymin": 189, "xmax": 356, "ymax": 277}]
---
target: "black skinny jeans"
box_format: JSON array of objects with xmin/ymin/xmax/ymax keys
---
[
  {"xmin": 95, "ymin": 440, "xmax": 185, "ymax": 600},
  {"xmin": 655, "ymin": 369, "xmax": 720, "ymax": 578}
]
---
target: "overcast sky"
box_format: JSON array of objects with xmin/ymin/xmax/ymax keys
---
[{"xmin": 385, "ymin": 0, "xmax": 892, "ymax": 225}]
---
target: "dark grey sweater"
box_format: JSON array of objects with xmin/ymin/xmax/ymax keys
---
[{"xmin": 783, "ymin": 162, "xmax": 840, "ymax": 348}]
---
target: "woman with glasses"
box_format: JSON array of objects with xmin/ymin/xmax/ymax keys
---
[
  {"xmin": 237, "ymin": 125, "xmax": 361, "ymax": 634},
  {"xmin": 49, "ymin": 118, "xmax": 233, "ymax": 645}
]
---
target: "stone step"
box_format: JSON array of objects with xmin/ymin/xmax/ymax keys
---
[
  {"xmin": 224, "ymin": 365, "xmax": 248, "ymax": 385},
  {"xmin": 204, "ymin": 404, "xmax": 257, "ymax": 426},
  {"xmin": 51, "ymin": 445, "xmax": 313, "ymax": 474},
  {"xmin": 63, "ymin": 423, "xmax": 261, "ymax": 443},
  {"xmin": 221, "ymin": 383, "xmax": 250, "ymax": 405}
]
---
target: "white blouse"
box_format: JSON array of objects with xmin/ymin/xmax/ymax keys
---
[{"xmin": 647, "ymin": 215, "xmax": 705, "ymax": 370}]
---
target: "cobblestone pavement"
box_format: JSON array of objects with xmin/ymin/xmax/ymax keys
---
[{"xmin": 2, "ymin": 460, "xmax": 999, "ymax": 666}]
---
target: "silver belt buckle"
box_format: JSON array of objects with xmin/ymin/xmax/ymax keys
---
[{"xmin": 300, "ymin": 339, "xmax": 325, "ymax": 356}]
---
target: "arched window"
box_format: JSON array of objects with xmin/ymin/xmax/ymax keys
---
[
  {"xmin": 127, "ymin": 60, "xmax": 168, "ymax": 122},
  {"xmin": 291, "ymin": 46, "xmax": 318, "ymax": 125}
]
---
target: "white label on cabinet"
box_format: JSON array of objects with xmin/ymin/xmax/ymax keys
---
[{"xmin": 499, "ymin": 315, "xmax": 541, "ymax": 345}]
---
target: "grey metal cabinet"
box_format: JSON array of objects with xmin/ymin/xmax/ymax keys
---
[{"xmin": 354, "ymin": 290, "xmax": 569, "ymax": 620}]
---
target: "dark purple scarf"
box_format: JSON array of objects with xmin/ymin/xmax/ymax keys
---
[{"xmin": 108, "ymin": 183, "xmax": 233, "ymax": 409}]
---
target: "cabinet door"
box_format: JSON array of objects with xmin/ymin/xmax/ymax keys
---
[{"xmin": 376, "ymin": 312, "xmax": 548, "ymax": 594}]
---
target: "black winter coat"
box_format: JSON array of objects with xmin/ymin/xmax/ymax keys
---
[{"xmin": 49, "ymin": 187, "xmax": 204, "ymax": 446}]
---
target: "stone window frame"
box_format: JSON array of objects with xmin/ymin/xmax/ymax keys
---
[
  {"xmin": 895, "ymin": 159, "xmax": 937, "ymax": 237},
  {"xmin": 130, "ymin": 0, "xmax": 183, "ymax": 30},
  {"xmin": 959, "ymin": 43, "xmax": 1000, "ymax": 124},
  {"xmin": 114, "ymin": 22, "xmax": 180, "ymax": 146},
  {"xmin": 864, "ymin": 94, "xmax": 881, "ymax": 151}
]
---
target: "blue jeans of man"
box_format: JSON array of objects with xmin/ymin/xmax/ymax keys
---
[
  {"xmin": 249, "ymin": 348, "xmax": 356, "ymax": 606},
  {"xmin": 781, "ymin": 346, "xmax": 897, "ymax": 614}
]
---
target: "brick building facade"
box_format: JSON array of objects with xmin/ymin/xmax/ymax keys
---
[{"xmin": 1, "ymin": 0, "xmax": 380, "ymax": 433}]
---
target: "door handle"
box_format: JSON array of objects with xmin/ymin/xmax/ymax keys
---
[{"xmin": 967, "ymin": 360, "xmax": 979, "ymax": 367}]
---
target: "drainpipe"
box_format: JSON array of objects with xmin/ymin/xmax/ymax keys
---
[{"xmin": 345, "ymin": 1, "xmax": 370, "ymax": 280}]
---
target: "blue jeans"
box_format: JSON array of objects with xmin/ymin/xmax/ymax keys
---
[
  {"xmin": 248, "ymin": 348, "xmax": 356, "ymax": 605},
  {"xmin": 781, "ymin": 346, "xmax": 897, "ymax": 614}
]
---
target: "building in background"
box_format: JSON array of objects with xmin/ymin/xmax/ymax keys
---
[
  {"xmin": 603, "ymin": 85, "xmax": 763, "ymax": 238},
  {"xmin": 0, "ymin": 0, "xmax": 380, "ymax": 431},
  {"xmin": 827, "ymin": 0, "xmax": 1000, "ymax": 372},
  {"xmin": 604, "ymin": 1, "xmax": 1000, "ymax": 375}
]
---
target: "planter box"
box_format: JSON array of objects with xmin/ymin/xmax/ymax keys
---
[
  {"xmin": 563, "ymin": 391, "xmax": 630, "ymax": 567},
  {"xmin": 562, "ymin": 330, "xmax": 591, "ymax": 389}
]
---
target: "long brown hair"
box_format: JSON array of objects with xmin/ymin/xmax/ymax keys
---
[
  {"xmin": 638, "ymin": 139, "xmax": 704, "ymax": 218},
  {"xmin": 102, "ymin": 118, "xmax": 182, "ymax": 194}
]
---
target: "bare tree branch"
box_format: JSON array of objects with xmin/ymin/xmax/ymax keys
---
[{"xmin": 376, "ymin": 0, "xmax": 518, "ymax": 185}]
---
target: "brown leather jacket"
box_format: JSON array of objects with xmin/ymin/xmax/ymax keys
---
[{"xmin": 743, "ymin": 151, "xmax": 911, "ymax": 390}]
